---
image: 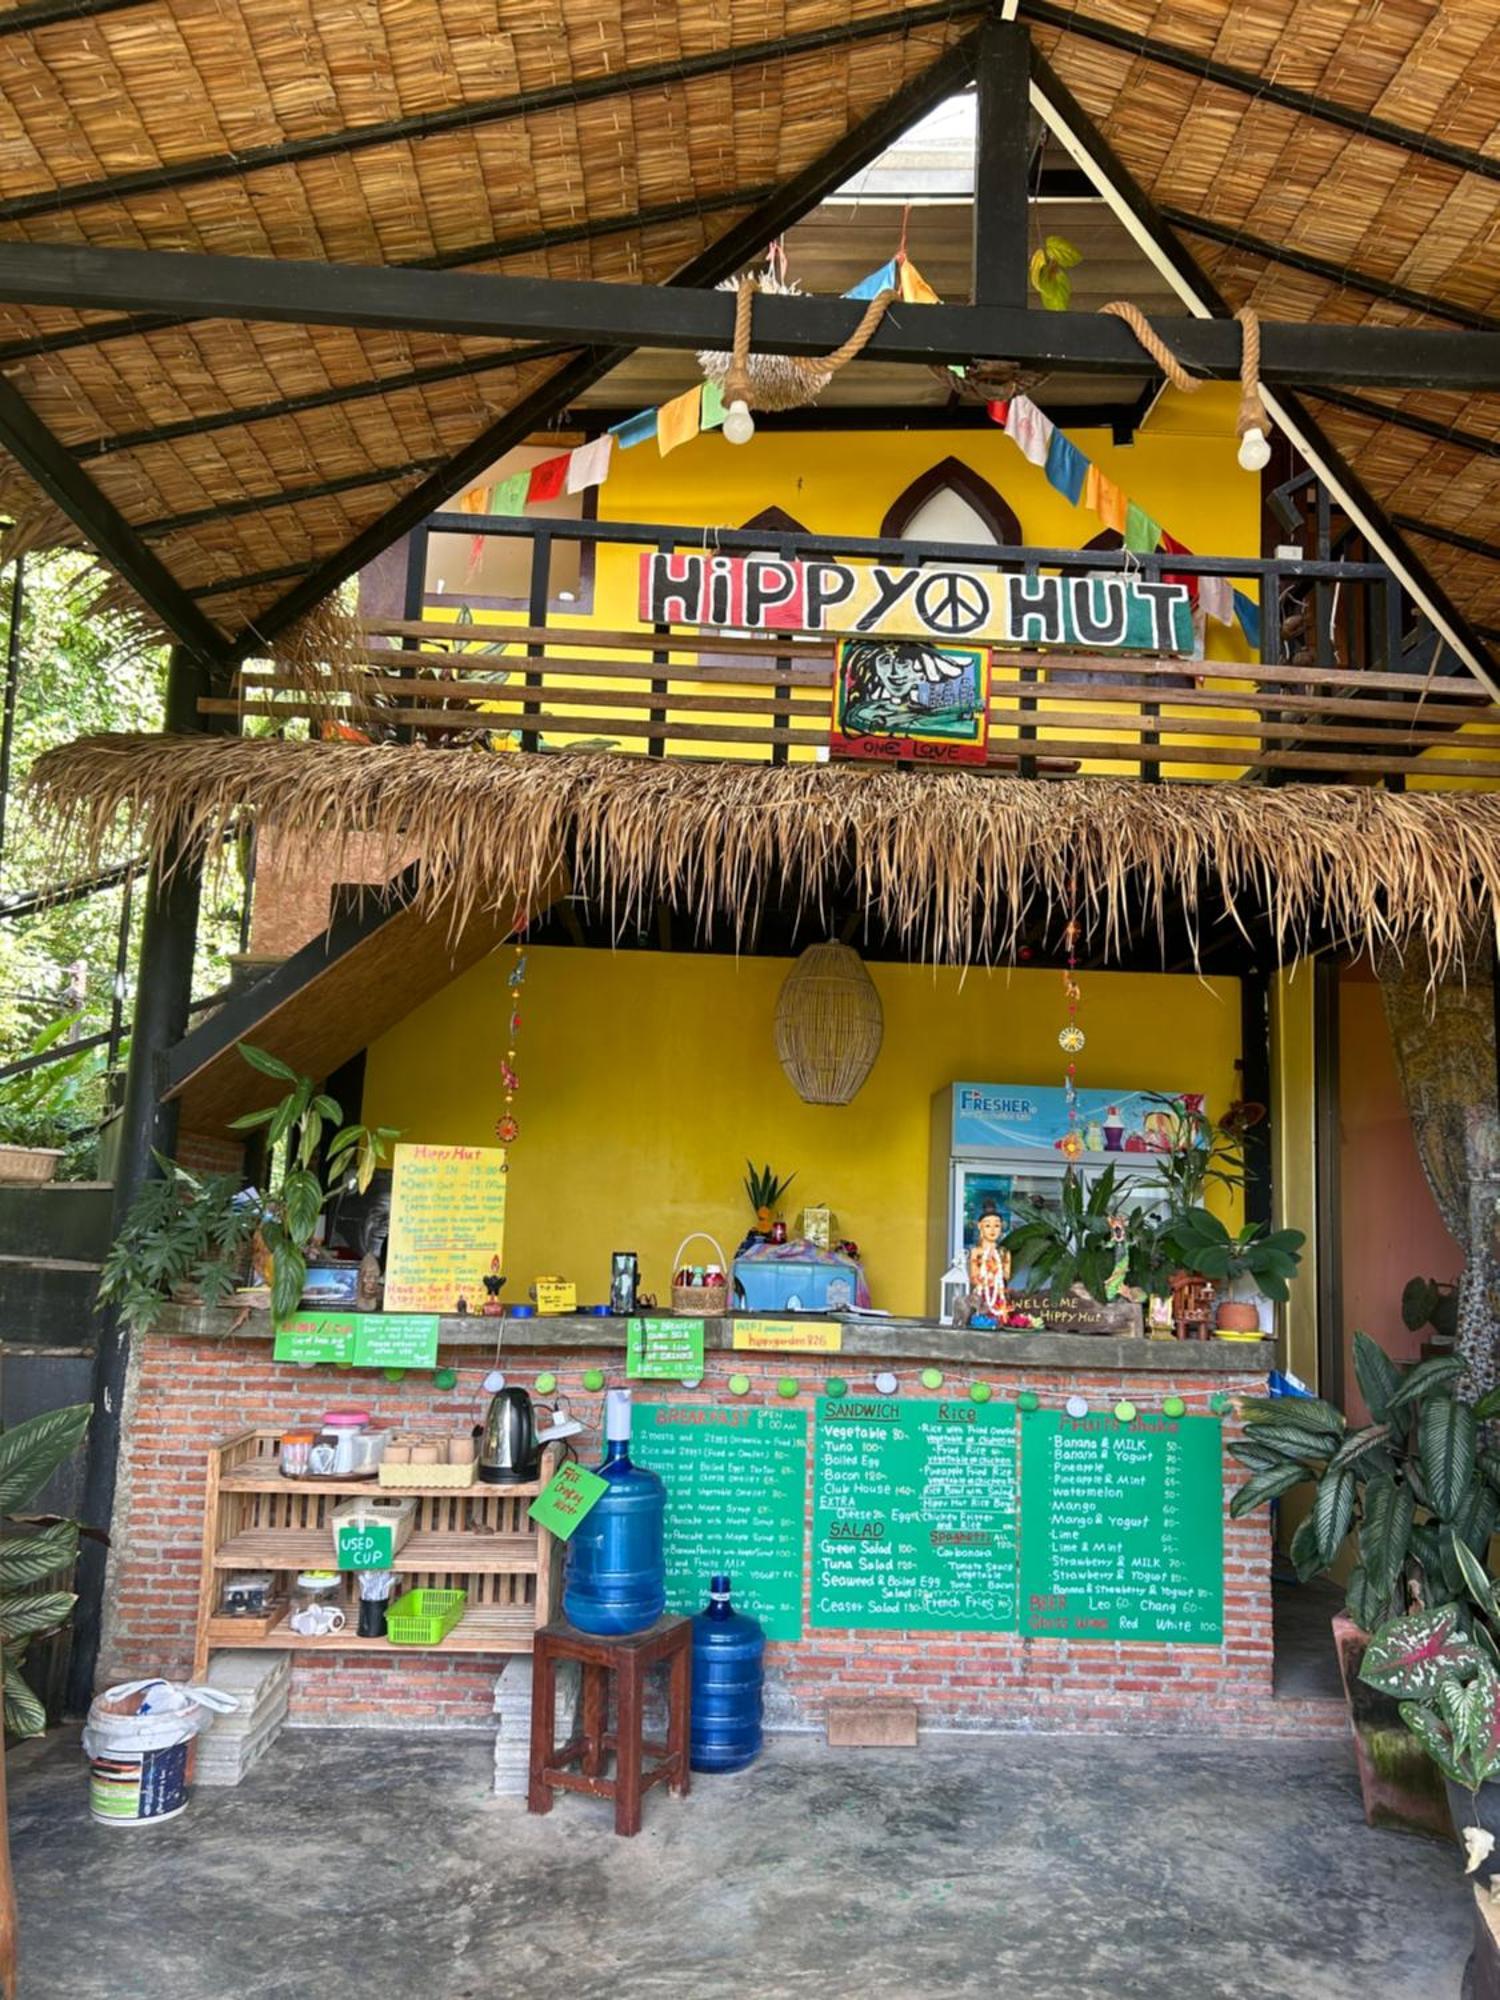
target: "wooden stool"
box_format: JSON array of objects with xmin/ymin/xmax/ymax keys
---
[{"xmin": 527, "ymin": 1614, "xmax": 692, "ymax": 1836}]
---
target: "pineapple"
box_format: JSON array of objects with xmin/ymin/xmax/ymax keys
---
[{"xmin": 744, "ymin": 1160, "xmax": 796, "ymax": 1233}]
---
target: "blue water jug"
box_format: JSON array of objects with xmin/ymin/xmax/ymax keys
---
[
  {"xmin": 690, "ymin": 1573, "xmax": 764, "ymax": 1773},
  {"xmin": 563, "ymin": 1388, "xmax": 666, "ymax": 1636}
]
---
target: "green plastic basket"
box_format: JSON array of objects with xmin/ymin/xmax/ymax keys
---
[{"xmin": 385, "ymin": 1588, "xmax": 467, "ymax": 1645}]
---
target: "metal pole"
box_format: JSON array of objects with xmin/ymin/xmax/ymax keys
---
[
  {"xmin": 0, "ymin": 555, "xmax": 24, "ymax": 877},
  {"xmin": 66, "ymin": 643, "xmax": 210, "ymax": 1711}
]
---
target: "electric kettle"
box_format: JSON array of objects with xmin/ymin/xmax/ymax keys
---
[{"xmin": 478, "ymin": 1386, "xmax": 541, "ymax": 1485}]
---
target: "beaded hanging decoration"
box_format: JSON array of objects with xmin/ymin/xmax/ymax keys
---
[
  {"xmin": 494, "ymin": 935, "xmax": 527, "ymax": 1147},
  {"xmin": 1058, "ymin": 905, "xmax": 1085, "ymax": 1160}
]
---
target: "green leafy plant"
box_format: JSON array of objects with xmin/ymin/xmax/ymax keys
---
[
  {"xmin": 1142, "ymin": 1093, "xmax": 1257, "ymax": 1221},
  {"xmin": 1, "ymin": 1402, "xmax": 91, "ymax": 1738},
  {"xmin": 0, "ymin": 1015, "xmax": 102, "ymax": 1156},
  {"xmin": 229, "ymin": 1043, "xmax": 398, "ymax": 1321},
  {"xmin": 743, "ymin": 1161, "xmax": 795, "ymax": 1226},
  {"xmin": 1161, "ymin": 1207, "xmax": 1304, "ymax": 1303},
  {"xmin": 1028, "ymin": 234, "xmax": 1082, "ymax": 311},
  {"xmin": 1230, "ymin": 1335, "xmax": 1493, "ymax": 1629},
  {"xmin": 97, "ymin": 1157, "xmax": 262, "ymax": 1336},
  {"xmin": 1002, "ymin": 1166, "xmax": 1150, "ymax": 1303},
  {"xmin": 1403, "ymin": 1274, "xmax": 1459, "ymax": 1347}
]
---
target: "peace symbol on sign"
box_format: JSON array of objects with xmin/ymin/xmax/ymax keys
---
[{"xmin": 915, "ymin": 570, "xmax": 989, "ymax": 637}]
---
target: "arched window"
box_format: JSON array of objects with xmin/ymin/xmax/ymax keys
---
[{"xmin": 881, "ymin": 458, "xmax": 1020, "ymax": 549}]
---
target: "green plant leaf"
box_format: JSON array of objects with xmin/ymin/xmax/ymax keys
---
[
  {"xmin": 1228, "ymin": 1440, "xmax": 1289, "ymax": 1472},
  {"xmin": 1360, "ymin": 1604, "xmax": 1478, "ymax": 1698},
  {"xmin": 1358, "ymin": 1474, "xmax": 1416, "ymax": 1597},
  {"xmin": 1243, "ymin": 1395, "xmax": 1347, "ymax": 1436},
  {"xmin": 1239, "ymin": 1422, "xmax": 1338, "ymax": 1463},
  {"xmin": 1450, "ymin": 1532, "xmax": 1500, "ymax": 1622},
  {"xmin": 271, "ymin": 1246, "xmax": 306, "ymax": 1323},
  {"xmin": 2, "ymin": 1663, "xmax": 45, "ymax": 1739},
  {"xmin": 227, "ymin": 1106, "xmax": 277, "ymax": 1132},
  {"xmin": 0, "ymin": 1403, "xmax": 90, "ymax": 1516},
  {"xmin": 1419, "ymin": 1395, "xmax": 1477, "ymax": 1518},
  {"xmin": 0, "ymin": 1520, "xmax": 78, "ymax": 1588},
  {"xmin": 236, "ymin": 1042, "xmax": 298, "ymax": 1082},
  {"xmin": 1475, "ymin": 1387, "xmax": 1500, "ymax": 1423},
  {"xmin": 1, "ymin": 1589, "xmax": 77, "ymax": 1640},
  {"xmin": 1353, "ymin": 1332, "xmax": 1404, "ymax": 1425},
  {"xmin": 1312, "ymin": 1466, "xmax": 1357, "ymax": 1565},
  {"xmin": 1327, "ymin": 1424, "xmax": 1393, "ymax": 1474},
  {"xmin": 1399, "ymin": 1699, "xmax": 1467, "ymax": 1787},
  {"xmin": 1403, "ymin": 1277, "xmax": 1441, "ymax": 1333},
  {"xmin": 1387, "ymin": 1353, "xmax": 1468, "ymax": 1413},
  {"xmin": 1229, "ymin": 1461, "xmax": 1308, "ymax": 1516},
  {"xmin": 1345, "ymin": 1563, "xmax": 1392, "ymax": 1634},
  {"xmin": 1289, "ymin": 1510, "xmax": 1325, "ymax": 1582}
]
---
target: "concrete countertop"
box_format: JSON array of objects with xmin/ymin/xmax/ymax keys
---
[{"xmin": 154, "ymin": 1304, "xmax": 1274, "ymax": 1374}]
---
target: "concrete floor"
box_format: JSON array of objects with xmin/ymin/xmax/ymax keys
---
[
  {"xmin": 1272, "ymin": 1574, "xmax": 1347, "ymax": 1701},
  {"xmin": 8, "ymin": 1726, "xmax": 1473, "ymax": 2000}
]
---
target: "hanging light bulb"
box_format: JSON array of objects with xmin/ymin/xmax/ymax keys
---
[
  {"xmin": 723, "ymin": 397, "xmax": 756, "ymax": 446},
  {"xmin": 1237, "ymin": 424, "xmax": 1272, "ymax": 472}
]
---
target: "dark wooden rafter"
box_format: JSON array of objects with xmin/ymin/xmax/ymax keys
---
[
  {"xmin": 1394, "ymin": 515, "xmax": 1500, "ymax": 564},
  {"xmin": 0, "ymin": 371, "xmax": 224, "ymax": 656},
  {"xmin": 238, "ymin": 24, "xmax": 990, "ymax": 654},
  {"xmin": 137, "ymin": 457, "xmax": 450, "ymax": 541},
  {"xmin": 1020, "ymin": 0, "xmax": 1500, "ymax": 186},
  {"xmin": 971, "ymin": 17, "xmax": 1032, "ymax": 310},
  {"xmin": 8, "ymin": 239, "xmax": 1500, "ymax": 387},
  {"xmin": 0, "ymin": 0, "xmax": 153, "ymax": 36},
  {"xmin": 0, "ymin": 1, "xmax": 980, "ymax": 225},
  {"xmin": 1309, "ymin": 387, "xmax": 1500, "ymax": 464},
  {"xmin": 1026, "ymin": 40, "xmax": 1498, "ymax": 687}
]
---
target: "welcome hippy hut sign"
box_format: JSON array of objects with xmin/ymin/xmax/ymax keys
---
[{"xmin": 639, "ymin": 551, "xmax": 1196, "ymax": 766}]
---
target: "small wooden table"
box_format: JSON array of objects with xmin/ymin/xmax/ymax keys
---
[{"xmin": 527, "ymin": 1615, "xmax": 692, "ymax": 1836}]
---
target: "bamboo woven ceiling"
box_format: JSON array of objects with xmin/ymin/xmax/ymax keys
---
[{"xmin": 4, "ymin": 0, "xmax": 1500, "ymax": 659}]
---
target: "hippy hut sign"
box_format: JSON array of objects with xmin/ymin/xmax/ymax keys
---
[{"xmin": 639, "ymin": 553, "xmax": 1195, "ymax": 654}]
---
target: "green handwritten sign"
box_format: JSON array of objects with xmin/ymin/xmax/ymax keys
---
[
  {"xmin": 626, "ymin": 1317, "xmax": 705, "ymax": 1380},
  {"xmin": 273, "ymin": 1313, "xmax": 355, "ymax": 1365},
  {"xmin": 1017, "ymin": 1410, "xmax": 1223, "ymax": 1644},
  {"xmin": 336, "ymin": 1521, "xmax": 398, "ymax": 1571},
  {"xmin": 351, "ymin": 1314, "xmax": 440, "ymax": 1369},
  {"xmin": 528, "ymin": 1461, "xmax": 608, "ymax": 1540}
]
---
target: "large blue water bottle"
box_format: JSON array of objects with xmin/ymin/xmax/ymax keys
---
[
  {"xmin": 562, "ymin": 1388, "xmax": 666, "ymax": 1635},
  {"xmin": 690, "ymin": 1573, "xmax": 764, "ymax": 1773}
]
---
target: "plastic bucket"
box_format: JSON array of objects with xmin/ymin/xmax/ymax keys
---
[
  {"xmin": 88, "ymin": 1741, "xmax": 191, "ymax": 1827},
  {"xmin": 82, "ymin": 1678, "xmax": 238, "ymax": 1828}
]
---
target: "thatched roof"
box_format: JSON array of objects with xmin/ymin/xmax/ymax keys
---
[
  {"xmin": 2, "ymin": 2, "xmax": 1500, "ymax": 670},
  {"xmin": 29, "ymin": 731, "xmax": 1500, "ymax": 973}
]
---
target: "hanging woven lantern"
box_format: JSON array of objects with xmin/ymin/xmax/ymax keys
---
[{"xmin": 774, "ymin": 943, "xmax": 884, "ymax": 1105}]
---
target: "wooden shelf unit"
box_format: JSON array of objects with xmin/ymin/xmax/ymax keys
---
[{"xmin": 194, "ymin": 1427, "xmax": 561, "ymax": 1677}]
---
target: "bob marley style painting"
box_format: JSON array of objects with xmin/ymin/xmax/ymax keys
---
[{"xmin": 831, "ymin": 638, "xmax": 991, "ymax": 766}]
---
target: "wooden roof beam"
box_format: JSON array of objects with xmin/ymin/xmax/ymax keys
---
[{"xmin": 7, "ymin": 240, "xmax": 1500, "ymax": 388}]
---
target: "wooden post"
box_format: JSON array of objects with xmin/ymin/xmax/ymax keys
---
[{"xmin": 973, "ymin": 19, "xmax": 1033, "ymax": 312}]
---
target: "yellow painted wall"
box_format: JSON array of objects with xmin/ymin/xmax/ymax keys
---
[
  {"xmin": 363, "ymin": 945, "xmax": 1245, "ymax": 1319},
  {"xmin": 1270, "ymin": 962, "xmax": 1319, "ymax": 1388}
]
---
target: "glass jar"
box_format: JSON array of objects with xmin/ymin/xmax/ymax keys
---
[
  {"xmin": 219, "ymin": 1572, "xmax": 276, "ymax": 1619},
  {"xmin": 279, "ymin": 1429, "xmax": 317, "ymax": 1478},
  {"xmin": 288, "ymin": 1570, "xmax": 348, "ymax": 1637}
]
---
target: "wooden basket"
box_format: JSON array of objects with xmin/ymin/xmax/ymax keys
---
[
  {"xmin": 378, "ymin": 1458, "xmax": 476, "ymax": 1490},
  {"xmin": 670, "ymin": 1232, "xmax": 729, "ymax": 1316}
]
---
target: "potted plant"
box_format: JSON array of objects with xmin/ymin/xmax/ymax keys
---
[
  {"xmin": 1360, "ymin": 1537, "xmax": 1500, "ymax": 1879},
  {"xmin": 97, "ymin": 1158, "xmax": 263, "ymax": 1335},
  {"xmin": 1159, "ymin": 1206, "xmax": 1304, "ymax": 1333},
  {"xmin": 228, "ymin": 1043, "xmax": 397, "ymax": 1321},
  {"xmin": 741, "ymin": 1161, "xmax": 795, "ymax": 1252},
  {"xmin": 1231, "ymin": 1336, "xmax": 1490, "ymax": 1834},
  {"xmin": 1002, "ymin": 1165, "xmax": 1162, "ymax": 1313},
  {"xmin": 0, "ymin": 1016, "xmax": 102, "ymax": 1185}
]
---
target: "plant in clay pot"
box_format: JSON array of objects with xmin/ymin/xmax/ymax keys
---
[
  {"xmin": 1159, "ymin": 1206, "xmax": 1303, "ymax": 1332},
  {"xmin": 743, "ymin": 1161, "xmax": 795, "ymax": 1237},
  {"xmin": 1002, "ymin": 1165, "xmax": 1162, "ymax": 1309}
]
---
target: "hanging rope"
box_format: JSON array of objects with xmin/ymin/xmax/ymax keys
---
[
  {"xmin": 721, "ymin": 275, "xmax": 897, "ymax": 410},
  {"xmin": 1098, "ymin": 299, "xmax": 1203, "ymax": 395},
  {"xmin": 1235, "ymin": 305, "xmax": 1269, "ymax": 446}
]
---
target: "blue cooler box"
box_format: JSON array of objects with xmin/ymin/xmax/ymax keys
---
[{"xmin": 732, "ymin": 1254, "xmax": 861, "ymax": 1313}]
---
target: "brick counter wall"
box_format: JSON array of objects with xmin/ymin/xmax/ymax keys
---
[{"xmin": 103, "ymin": 1334, "xmax": 1345, "ymax": 1738}]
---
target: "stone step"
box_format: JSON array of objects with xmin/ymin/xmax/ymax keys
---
[
  {"xmin": 0, "ymin": 1253, "xmax": 102, "ymax": 1348},
  {"xmin": 0, "ymin": 1181, "xmax": 114, "ymax": 1262}
]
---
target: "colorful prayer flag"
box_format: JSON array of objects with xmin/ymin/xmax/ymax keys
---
[
  {"xmin": 566, "ymin": 434, "xmax": 613, "ymax": 495},
  {"xmin": 657, "ymin": 384, "xmax": 702, "ymax": 457},
  {"xmin": 1004, "ymin": 394, "xmax": 1053, "ymax": 468},
  {"xmin": 609, "ymin": 409, "xmax": 658, "ymax": 449},
  {"xmin": 701, "ymin": 379, "xmax": 726, "ymax": 431},
  {"xmin": 1044, "ymin": 429, "xmax": 1087, "ymax": 506},
  {"xmin": 458, "ymin": 486, "xmax": 490, "ymax": 515},
  {"xmin": 1124, "ymin": 501, "xmax": 1162, "ymax": 553},
  {"xmin": 1199, "ymin": 575, "xmax": 1233, "ymax": 626},
  {"xmin": 845, "ymin": 259, "xmax": 898, "ymax": 300},
  {"xmin": 986, "ymin": 399, "xmax": 1010, "ymax": 427},
  {"xmin": 898, "ymin": 257, "xmax": 942, "ymax": 305},
  {"xmin": 1232, "ymin": 589, "xmax": 1261, "ymax": 651},
  {"xmin": 1086, "ymin": 466, "xmax": 1128, "ymax": 535},
  {"xmin": 1159, "ymin": 529, "xmax": 1199, "ymax": 606},
  {"xmin": 526, "ymin": 454, "xmax": 570, "ymax": 504},
  {"xmin": 490, "ymin": 472, "xmax": 529, "ymax": 516}
]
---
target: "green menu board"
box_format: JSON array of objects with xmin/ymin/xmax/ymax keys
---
[
  {"xmin": 811, "ymin": 1397, "xmax": 1018, "ymax": 1631},
  {"xmin": 632, "ymin": 1403, "xmax": 807, "ymax": 1641},
  {"xmin": 1017, "ymin": 1410, "xmax": 1223, "ymax": 1644}
]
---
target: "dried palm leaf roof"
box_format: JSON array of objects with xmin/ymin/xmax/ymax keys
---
[
  {"xmin": 4, "ymin": 1, "xmax": 1500, "ymax": 667},
  {"xmin": 28, "ymin": 732, "xmax": 1500, "ymax": 974}
]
